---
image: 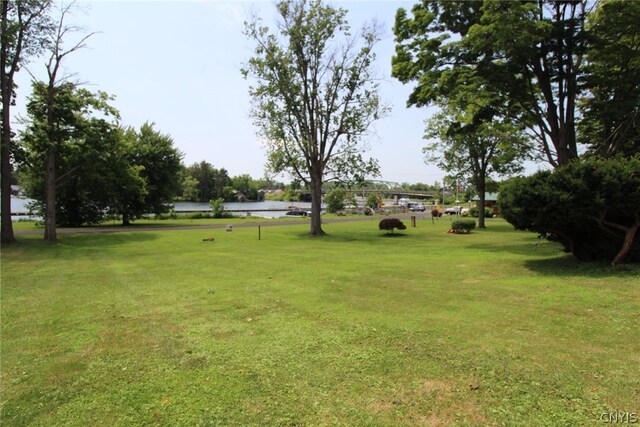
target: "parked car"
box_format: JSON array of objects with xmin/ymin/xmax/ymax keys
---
[
  {"xmin": 286, "ymin": 207, "xmax": 311, "ymax": 216},
  {"xmin": 408, "ymin": 202, "xmax": 426, "ymax": 212},
  {"xmin": 444, "ymin": 206, "xmax": 462, "ymax": 215}
]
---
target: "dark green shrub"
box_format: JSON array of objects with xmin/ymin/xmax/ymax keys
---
[
  {"xmin": 450, "ymin": 220, "xmax": 476, "ymax": 234},
  {"xmin": 379, "ymin": 218, "xmax": 407, "ymax": 234},
  {"xmin": 499, "ymin": 156, "xmax": 640, "ymax": 265}
]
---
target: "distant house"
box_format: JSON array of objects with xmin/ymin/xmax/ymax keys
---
[
  {"xmin": 10, "ymin": 185, "xmax": 25, "ymax": 197},
  {"xmin": 471, "ymin": 192, "xmax": 500, "ymax": 214}
]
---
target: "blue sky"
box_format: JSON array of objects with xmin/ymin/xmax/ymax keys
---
[{"xmin": 13, "ymin": 1, "xmax": 484, "ymax": 184}]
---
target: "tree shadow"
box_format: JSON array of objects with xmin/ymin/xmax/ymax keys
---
[
  {"xmin": 4, "ymin": 232, "xmax": 160, "ymax": 260},
  {"xmin": 463, "ymin": 241, "xmax": 639, "ymax": 278},
  {"xmin": 523, "ymin": 256, "xmax": 639, "ymax": 278},
  {"xmin": 380, "ymin": 233, "xmax": 408, "ymax": 238}
]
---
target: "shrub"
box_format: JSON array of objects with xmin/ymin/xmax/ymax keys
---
[
  {"xmin": 499, "ymin": 156, "xmax": 640, "ymax": 265},
  {"xmin": 209, "ymin": 198, "xmax": 232, "ymax": 218},
  {"xmin": 469, "ymin": 207, "xmax": 493, "ymax": 218},
  {"xmin": 431, "ymin": 208, "xmax": 442, "ymax": 217},
  {"xmin": 325, "ymin": 188, "xmax": 347, "ymax": 213},
  {"xmin": 366, "ymin": 193, "xmax": 380, "ymax": 209},
  {"xmin": 450, "ymin": 220, "xmax": 476, "ymax": 234},
  {"xmin": 379, "ymin": 218, "xmax": 407, "ymax": 234},
  {"xmin": 188, "ymin": 212, "xmax": 212, "ymax": 219}
]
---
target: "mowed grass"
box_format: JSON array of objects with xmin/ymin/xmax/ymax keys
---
[{"xmin": 1, "ymin": 218, "xmax": 638, "ymax": 426}]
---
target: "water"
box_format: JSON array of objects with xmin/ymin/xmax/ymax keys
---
[
  {"xmin": 6, "ymin": 198, "xmax": 319, "ymax": 221},
  {"xmin": 173, "ymin": 200, "xmax": 316, "ymax": 218},
  {"xmin": 8, "ymin": 197, "xmax": 40, "ymax": 221}
]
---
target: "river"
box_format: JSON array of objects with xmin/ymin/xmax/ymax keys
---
[
  {"xmin": 173, "ymin": 200, "xmax": 318, "ymax": 218},
  {"xmin": 7, "ymin": 197, "xmax": 319, "ymax": 221}
]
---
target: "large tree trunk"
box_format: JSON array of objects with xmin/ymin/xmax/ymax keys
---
[
  {"xmin": 0, "ymin": 0, "xmax": 16, "ymax": 244},
  {"xmin": 476, "ymin": 178, "xmax": 486, "ymax": 229},
  {"xmin": 603, "ymin": 213, "xmax": 640, "ymax": 266},
  {"xmin": 611, "ymin": 222, "xmax": 639, "ymax": 267},
  {"xmin": 308, "ymin": 173, "xmax": 325, "ymax": 236},
  {"xmin": 43, "ymin": 147, "xmax": 57, "ymax": 241},
  {"xmin": 0, "ymin": 107, "xmax": 15, "ymax": 244}
]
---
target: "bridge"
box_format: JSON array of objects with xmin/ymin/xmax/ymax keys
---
[{"xmin": 295, "ymin": 180, "xmax": 436, "ymax": 201}]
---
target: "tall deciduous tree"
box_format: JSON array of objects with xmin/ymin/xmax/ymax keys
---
[
  {"xmin": 393, "ymin": 0, "xmax": 589, "ymax": 168},
  {"xmin": 242, "ymin": 0, "xmax": 387, "ymax": 236},
  {"xmin": 425, "ymin": 110, "xmax": 529, "ymax": 228},
  {"xmin": 1, "ymin": 0, "xmax": 52, "ymax": 243},
  {"xmin": 117, "ymin": 123, "xmax": 182, "ymax": 225},
  {"xmin": 183, "ymin": 161, "xmax": 231, "ymax": 203},
  {"xmin": 20, "ymin": 82, "xmax": 121, "ymax": 228},
  {"xmin": 580, "ymin": 0, "xmax": 640, "ymax": 157},
  {"xmin": 20, "ymin": 104, "xmax": 144, "ymax": 227},
  {"xmin": 34, "ymin": 2, "xmax": 96, "ymax": 240}
]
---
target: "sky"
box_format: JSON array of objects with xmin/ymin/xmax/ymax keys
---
[{"xmin": 11, "ymin": 0, "xmax": 540, "ymax": 185}]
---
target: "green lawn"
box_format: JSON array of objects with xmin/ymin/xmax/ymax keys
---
[{"xmin": 1, "ymin": 218, "xmax": 638, "ymax": 426}]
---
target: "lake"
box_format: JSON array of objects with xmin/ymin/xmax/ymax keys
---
[
  {"xmin": 7, "ymin": 197, "xmax": 318, "ymax": 221},
  {"xmin": 173, "ymin": 201, "xmax": 318, "ymax": 218}
]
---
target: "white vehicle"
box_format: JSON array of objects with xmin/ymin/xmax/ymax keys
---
[{"xmin": 398, "ymin": 197, "xmax": 410, "ymax": 207}]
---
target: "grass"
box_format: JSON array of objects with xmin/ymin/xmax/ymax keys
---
[
  {"xmin": 9, "ymin": 214, "xmax": 307, "ymax": 232},
  {"xmin": 1, "ymin": 218, "xmax": 638, "ymax": 426}
]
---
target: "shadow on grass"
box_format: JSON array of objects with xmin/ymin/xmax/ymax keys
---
[
  {"xmin": 464, "ymin": 240, "xmax": 639, "ymax": 278},
  {"xmin": 523, "ymin": 256, "xmax": 639, "ymax": 278},
  {"xmin": 290, "ymin": 229, "xmax": 416, "ymax": 244},
  {"xmin": 3, "ymin": 232, "xmax": 159, "ymax": 259}
]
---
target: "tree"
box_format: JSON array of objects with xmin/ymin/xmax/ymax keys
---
[
  {"xmin": 179, "ymin": 174, "xmax": 199, "ymax": 201},
  {"xmin": 242, "ymin": 0, "xmax": 388, "ymax": 236},
  {"xmin": 182, "ymin": 161, "xmax": 231, "ymax": 203},
  {"xmin": 117, "ymin": 123, "xmax": 182, "ymax": 224},
  {"xmin": 393, "ymin": 0, "xmax": 589, "ymax": 168},
  {"xmin": 20, "ymin": 82, "xmax": 123, "ymax": 227},
  {"xmin": 231, "ymin": 174, "xmax": 259, "ymax": 201},
  {"xmin": 579, "ymin": 0, "xmax": 640, "ymax": 157},
  {"xmin": 425, "ymin": 108, "xmax": 530, "ymax": 228},
  {"xmin": 21, "ymin": 113, "xmax": 145, "ymax": 227},
  {"xmin": 324, "ymin": 188, "xmax": 347, "ymax": 213},
  {"xmin": 499, "ymin": 156, "xmax": 640, "ymax": 266},
  {"xmin": 30, "ymin": 2, "xmax": 96, "ymax": 240},
  {"xmin": 1, "ymin": 0, "xmax": 52, "ymax": 243},
  {"xmin": 379, "ymin": 218, "xmax": 406, "ymax": 235}
]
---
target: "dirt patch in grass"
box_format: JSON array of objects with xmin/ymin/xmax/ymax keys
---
[{"xmin": 368, "ymin": 377, "xmax": 488, "ymax": 425}]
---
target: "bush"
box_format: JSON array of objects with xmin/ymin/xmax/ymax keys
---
[
  {"xmin": 499, "ymin": 156, "xmax": 640, "ymax": 265},
  {"xmin": 209, "ymin": 198, "xmax": 232, "ymax": 218},
  {"xmin": 469, "ymin": 207, "xmax": 493, "ymax": 218},
  {"xmin": 325, "ymin": 188, "xmax": 347, "ymax": 213},
  {"xmin": 188, "ymin": 212, "xmax": 212, "ymax": 219},
  {"xmin": 366, "ymin": 193, "xmax": 380, "ymax": 209},
  {"xmin": 450, "ymin": 220, "xmax": 476, "ymax": 234},
  {"xmin": 431, "ymin": 208, "xmax": 442, "ymax": 217},
  {"xmin": 379, "ymin": 218, "xmax": 407, "ymax": 234}
]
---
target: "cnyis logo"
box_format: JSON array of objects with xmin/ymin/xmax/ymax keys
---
[{"xmin": 599, "ymin": 412, "xmax": 638, "ymax": 424}]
